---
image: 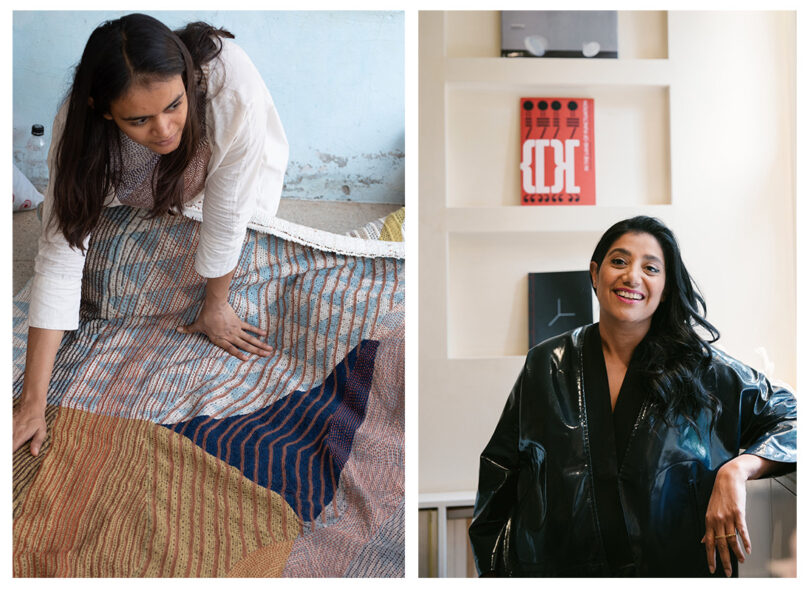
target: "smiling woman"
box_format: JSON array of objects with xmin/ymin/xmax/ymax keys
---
[
  {"xmin": 468, "ymin": 216, "xmax": 797, "ymax": 578},
  {"xmin": 590, "ymin": 232, "xmax": 666, "ymax": 339}
]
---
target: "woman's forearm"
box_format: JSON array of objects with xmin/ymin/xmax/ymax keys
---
[
  {"xmin": 721, "ymin": 453, "xmax": 780, "ymax": 481},
  {"xmin": 20, "ymin": 326, "xmax": 65, "ymax": 408},
  {"xmin": 204, "ymin": 267, "xmax": 236, "ymax": 304}
]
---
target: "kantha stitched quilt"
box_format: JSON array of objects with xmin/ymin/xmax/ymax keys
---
[{"xmin": 12, "ymin": 206, "xmax": 405, "ymax": 577}]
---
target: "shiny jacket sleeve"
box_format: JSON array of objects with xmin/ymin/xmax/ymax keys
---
[
  {"xmin": 469, "ymin": 366, "xmax": 523, "ymax": 577},
  {"xmin": 734, "ymin": 362, "xmax": 797, "ymax": 467}
]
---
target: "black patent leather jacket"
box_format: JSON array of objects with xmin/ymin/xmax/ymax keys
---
[{"xmin": 469, "ymin": 326, "xmax": 797, "ymax": 577}]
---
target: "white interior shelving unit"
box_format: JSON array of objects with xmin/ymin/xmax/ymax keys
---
[
  {"xmin": 420, "ymin": 10, "xmax": 673, "ymax": 366},
  {"xmin": 443, "ymin": 11, "xmax": 672, "ymax": 214},
  {"xmin": 418, "ymin": 491, "xmax": 476, "ymax": 578}
]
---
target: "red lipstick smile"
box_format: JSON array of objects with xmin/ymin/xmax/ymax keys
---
[{"xmin": 613, "ymin": 288, "xmax": 645, "ymax": 303}]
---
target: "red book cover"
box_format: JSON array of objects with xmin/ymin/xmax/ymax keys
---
[{"xmin": 520, "ymin": 97, "xmax": 595, "ymax": 205}]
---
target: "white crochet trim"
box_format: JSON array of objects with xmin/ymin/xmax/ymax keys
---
[{"xmin": 181, "ymin": 200, "xmax": 405, "ymax": 260}]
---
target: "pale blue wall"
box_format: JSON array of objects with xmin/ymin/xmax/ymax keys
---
[{"xmin": 12, "ymin": 11, "xmax": 404, "ymax": 204}]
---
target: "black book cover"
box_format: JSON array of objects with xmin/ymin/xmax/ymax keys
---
[{"xmin": 528, "ymin": 270, "xmax": 594, "ymax": 348}]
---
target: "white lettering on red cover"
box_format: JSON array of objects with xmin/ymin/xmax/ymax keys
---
[{"xmin": 521, "ymin": 139, "xmax": 580, "ymax": 194}]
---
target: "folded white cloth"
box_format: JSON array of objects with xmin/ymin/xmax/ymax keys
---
[{"xmin": 13, "ymin": 163, "xmax": 44, "ymax": 212}]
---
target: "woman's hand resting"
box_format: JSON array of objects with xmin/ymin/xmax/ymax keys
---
[
  {"xmin": 13, "ymin": 400, "xmax": 48, "ymax": 456},
  {"xmin": 702, "ymin": 460, "xmax": 750, "ymax": 576},
  {"xmin": 177, "ymin": 298, "xmax": 273, "ymax": 361},
  {"xmin": 12, "ymin": 327, "xmax": 63, "ymax": 456},
  {"xmin": 702, "ymin": 454, "xmax": 778, "ymax": 577}
]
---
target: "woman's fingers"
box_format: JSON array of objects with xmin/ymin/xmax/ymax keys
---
[
  {"xmin": 240, "ymin": 320, "xmax": 269, "ymax": 338},
  {"xmin": 715, "ymin": 529, "xmax": 734, "ymax": 577},
  {"xmin": 724, "ymin": 506, "xmax": 750, "ymax": 565},
  {"xmin": 705, "ymin": 527, "xmax": 745, "ymax": 577},
  {"xmin": 702, "ymin": 533, "xmax": 717, "ymax": 574},
  {"xmin": 234, "ymin": 337, "xmax": 273, "ymax": 357},
  {"xmin": 239, "ymin": 330, "xmax": 274, "ymax": 353},
  {"xmin": 728, "ymin": 533, "xmax": 746, "ymax": 563},
  {"xmin": 216, "ymin": 338, "xmax": 248, "ymax": 361},
  {"xmin": 13, "ymin": 414, "xmax": 47, "ymax": 456},
  {"xmin": 176, "ymin": 322, "xmax": 199, "ymax": 335},
  {"xmin": 225, "ymin": 328, "xmax": 274, "ymax": 358},
  {"xmin": 737, "ymin": 516, "xmax": 752, "ymax": 555},
  {"xmin": 206, "ymin": 331, "xmax": 273, "ymax": 361},
  {"xmin": 30, "ymin": 426, "xmax": 48, "ymax": 457}
]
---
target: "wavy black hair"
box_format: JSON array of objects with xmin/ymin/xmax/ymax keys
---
[
  {"xmin": 51, "ymin": 13, "xmax": 233, "ymax": 250},
  {"xmin": 590, "ymin": 216, "xmax": 721, "ymax": 430}
]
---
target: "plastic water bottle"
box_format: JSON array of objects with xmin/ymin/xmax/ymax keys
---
[{"xmin": 22, "ymin": 124, "xmax": 49, "ymax": 193}]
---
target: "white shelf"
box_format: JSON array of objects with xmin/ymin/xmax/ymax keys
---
[
  {"xmin": 419, "ymin": 491, "xmax": 477, "ymax": 509},
  {"xmin": 444, "ymin": 354, "xmax": 541, "ymax": 363},
  {"xmin": 445, "ymin": 204, "xmax": 674, "ymax": 233},
  {"xmin": 445, "ymin": 57, "xmax": 672, "ymax": 88}
]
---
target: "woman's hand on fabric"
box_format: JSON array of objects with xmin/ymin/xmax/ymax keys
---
[
  {"xmin": 702, "ymin": 458, "xmax": 753, "ymax": 576},
  {"xmin": 13, "ymin": 400, "xmax": 48, "ymax": 456},
  {"xmin": 177, "ymin": 299, "xmax": 273, "ymax": 361}
]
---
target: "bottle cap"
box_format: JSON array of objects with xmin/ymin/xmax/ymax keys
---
[{"xmin": 31, "ymin": 124, "xmax": 44, "ymax": 136}]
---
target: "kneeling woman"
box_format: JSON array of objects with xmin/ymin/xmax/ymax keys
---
[
  {"xmin": 14, "ymin": 14, "xmax": 288, "ymax": 455},
  {"xmin": 469, "ymin": 216, "xmax": 796, "ymax": 577}
]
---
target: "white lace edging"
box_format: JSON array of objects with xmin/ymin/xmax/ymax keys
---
[{"xmin": 181, "ymin": 200, "xmax": 405, "ymax": 260}]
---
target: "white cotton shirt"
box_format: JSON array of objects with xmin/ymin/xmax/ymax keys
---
[{"xmin": 29, "ymin": 39, "xmax": 289, "ymax": 331}]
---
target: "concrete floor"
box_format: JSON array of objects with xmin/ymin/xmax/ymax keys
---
[
  {"xmin": 12, "ymin": 210, "xmax": 39, "ymax": 295},
  {"xmin": 12, "ymin": 198, "xmax": 401, "ymax": 295}
]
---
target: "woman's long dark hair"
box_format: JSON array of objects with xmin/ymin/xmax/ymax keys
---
[
  {"xmin": 51, "ymin": 13, "xmax": 233, "ymax": 250},
  {"xmin": 590, "ymin": 216, "xmax": 721, "ymax": 430}
]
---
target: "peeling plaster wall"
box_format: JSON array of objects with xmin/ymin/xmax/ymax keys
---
[{"xmin": 13, "ymin": 11, "xmax": 404, "ymax": 204}]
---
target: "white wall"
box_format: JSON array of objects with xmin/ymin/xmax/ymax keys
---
[
  {"xmin": 419, "ymin": 11, "xmax": 796, "ymax": 494},
  {"xmin": 12, "ymin": 11, "xmax": 405, "ymax": 204}
]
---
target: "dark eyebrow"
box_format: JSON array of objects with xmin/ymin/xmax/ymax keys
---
[
  {"xmin": 607, "ymin": 247, "xmax": 664, "ymax": 265},
  {"xmin": 120, "ymin": 92, "xmax": 184, "ymax": 122}
]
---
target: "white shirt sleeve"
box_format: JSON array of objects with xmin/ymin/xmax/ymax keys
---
[
  {"xmin": 193, "ymin": 39, "xmax": 289, "ymax": 278},
  {"xmin": 28, "ymin": 104, "xmax": 89, "ymax": 331}
]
